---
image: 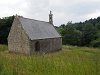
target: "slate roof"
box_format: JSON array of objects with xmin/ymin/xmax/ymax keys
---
[{"xmin": 18, "ymin": 16, "xmax": 61, "ymax": 40}]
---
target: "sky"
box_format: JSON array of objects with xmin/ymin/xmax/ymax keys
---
[{"xmin": 0, "ymin": 0, "xmax": 100, "ymax": 26}]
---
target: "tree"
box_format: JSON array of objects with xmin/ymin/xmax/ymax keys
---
[
  {"xmin": 0, "ymin": 16, "xmax": 14, "ymax": 44},
  {"xmin": 95, "ymin": 22, "xmax": 100, "ymax": 30},
  {"xmin": 81, "ymin": 23, "xmax": 97, "ymax": 46},
  {"xmin": 63, "ymin": 25, "xmax": 82, "ymax": 45}
]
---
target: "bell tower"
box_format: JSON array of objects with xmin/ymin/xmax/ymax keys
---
[{"xmin": 49, "ymin": 11, "xmax": 53, "ymax": 24}]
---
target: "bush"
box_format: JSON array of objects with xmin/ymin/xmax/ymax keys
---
[{"xmin": 90, "ymin": 39, "xmax": 100, "ymax": 48}]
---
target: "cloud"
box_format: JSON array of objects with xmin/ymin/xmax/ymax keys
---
[
  {"xmin": 87, "ymin": 10, "xmax": 100, "ymax": 18},
  {"xmin": 0, "ymin": 0, "xmax": 100, "ymax": 26}
]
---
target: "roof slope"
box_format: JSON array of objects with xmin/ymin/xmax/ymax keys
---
[{"xmin": 18, "ymin": 17, "xmax": 61, "ymax": 40}]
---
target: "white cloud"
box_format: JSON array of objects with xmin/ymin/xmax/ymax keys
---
[
  {"xmin": 0, "ymin": 0, "xmax": 20, "ymax": 4},
  {"xmin": 0, "ymin": 0, "xmax": 100, "ymax": 26},
  {"xmin": 87, "ymin": 10, "xmax": 100, "ymax": 18}
]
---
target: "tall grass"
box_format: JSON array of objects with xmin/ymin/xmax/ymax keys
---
[
  {"xmin": 0, "ymin": 44, "xmax": 7, "ymax": 51},
  {"xmin": 0, "ymin": 45, "xmax": 100, "ymax": 75}
]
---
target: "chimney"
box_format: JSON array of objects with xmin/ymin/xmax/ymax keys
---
[{"xmin": 49, "ymin": 11, "xmax": 53, "ymax": 24}]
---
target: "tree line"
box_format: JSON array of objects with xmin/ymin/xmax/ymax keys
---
[
  {"xmin": 56, "ymin": 17, "xmax": 100, "ymax": 47},
  {"xmin": 0, "ymin": 16, "xmax": 14, "ymax": 44},
  {"xmin": 0, "ymin": 16, "xmax": 100, "ymax": 47}
]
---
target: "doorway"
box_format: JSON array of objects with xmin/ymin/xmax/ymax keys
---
[{"xmin": 35, "ymin": 41, "xmax": 40, "ymax": 51}]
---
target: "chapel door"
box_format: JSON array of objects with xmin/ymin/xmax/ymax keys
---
[{"xmin": 35, "ymin": 41, "xmax": 40, "ymax": 51}]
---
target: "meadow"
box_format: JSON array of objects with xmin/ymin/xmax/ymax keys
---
[{"xmin": 0, "ymin": 44, "xmax": 100, "ymax": 75}]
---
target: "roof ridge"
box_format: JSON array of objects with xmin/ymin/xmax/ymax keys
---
[{"xmin": 19, "ymin": 16, "xmax": 51, "ymax": 24}]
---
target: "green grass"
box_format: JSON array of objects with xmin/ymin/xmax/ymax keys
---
[{"xmin": 0, "ymin": 45, "xmax": 100, "ymax": 75}]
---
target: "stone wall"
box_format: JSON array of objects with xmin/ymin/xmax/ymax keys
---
[
  {"xmin": 30, "ymin": 37, "xmax": 62, "ymax": 53},
  {"xmin": 8, "ymin": 17, "xmax": 31, "ymax": 54}
]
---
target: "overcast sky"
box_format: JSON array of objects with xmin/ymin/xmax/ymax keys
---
[{"xmin": 0, "ymin": 0, "xmax": 100, "ymax": 26}]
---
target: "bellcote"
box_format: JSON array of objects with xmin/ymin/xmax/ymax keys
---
[{"xmin": 49, "ymin": 11, "xmax": 53, "ymax": 25}]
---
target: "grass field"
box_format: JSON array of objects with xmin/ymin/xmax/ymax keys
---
[{"xmin": 0, "ymin": 45, "xmax": 100, "ymax": 75}]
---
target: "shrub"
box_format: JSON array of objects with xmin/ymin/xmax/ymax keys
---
[{"xmin": 90, "ymin": 39, "xmax": 100, "ymax": 48}]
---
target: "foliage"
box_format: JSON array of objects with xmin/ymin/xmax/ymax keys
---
[
  {"xmin": 81, "ymin": 23, "xmax": 97, "ymax": 46},
  {"xmin": 90, "ymin": 39, "xmax": 100, "ymax": 47},
  {"xmin": 63, "ymin": 25, "xmax": 82, "ymax": 45},
  {"xmin": 57, "ymin": 17, "xmax": 100, "ymax": 47},
  {"xmin": 0, "ymin": 16, "xmax": 15, "ymax": 44}
]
